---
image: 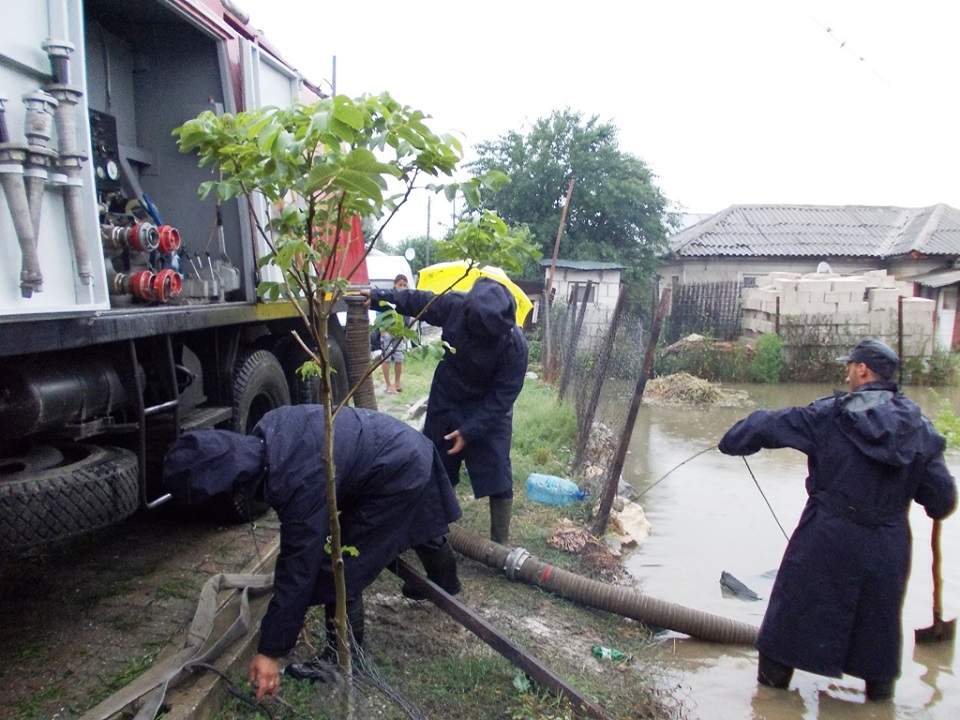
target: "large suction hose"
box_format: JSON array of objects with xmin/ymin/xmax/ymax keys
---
[
  {"xmin": 448, "ymin": 526, "xmax": 759, "ymax": 646},
  {"xmin": 344, "ymin": 295, "xmax": 378, "ymax": 410}
]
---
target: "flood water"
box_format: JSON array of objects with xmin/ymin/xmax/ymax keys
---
[{"xmin": 623, "ymin": 383, "xmax": 960, "ymax": 720}]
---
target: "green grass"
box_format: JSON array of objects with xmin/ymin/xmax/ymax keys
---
[
  {"xmin": 11, "ymin": 686, "xmax": 64, "ymax": 720},
  {"xmin": 934, "ymin": 404, "xmax": 960, "ymax": 449}
]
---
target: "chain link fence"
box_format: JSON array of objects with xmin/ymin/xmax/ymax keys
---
[{"xmin": 537, "ymin": 286, "xmax": 655, "ymax": 494}]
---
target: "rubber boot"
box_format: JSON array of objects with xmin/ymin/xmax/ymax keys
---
[
  {"xmin": 285, "ymin": 596, "xmax": 364, "ymax": 681},
  {"xmin": 865, "ymin": 679, "xmax": 895, "ymax": 701},
  {"xmin": 401, "ymin": 537, "xmax": 462, "ymax": 600},
  {"xmin": 757, "ymin": 653, "xmax": 793, "ymax": 689},
  {"xmin": 489, "ymin": 497, "xmax": 513, "ymax": 545}
]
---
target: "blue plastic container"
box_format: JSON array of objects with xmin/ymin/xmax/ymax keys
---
[{"xmin": 525, "ymin": 473, "xmax": 587, "ymax": 506}]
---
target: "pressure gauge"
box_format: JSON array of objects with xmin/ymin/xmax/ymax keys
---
[{"xmin": 106, "ymin": 159, "xmax": 119, "ymax": 181}]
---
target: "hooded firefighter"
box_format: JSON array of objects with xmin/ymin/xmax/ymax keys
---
[{"xmin": 369, "ymin": 277, "xmax": 529, "ymax": 544}]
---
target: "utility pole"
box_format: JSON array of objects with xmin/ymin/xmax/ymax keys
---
[
  {"xmin": 543, "ymin": 178, "xmax": 575, "ymax": 382},
  {"xmin": 426, "ymin": 195, "xmax": 432, "ymax": 266},
  {"xmin": 331, "ymin": 55, "xmax": 337, "ymax": 96}
]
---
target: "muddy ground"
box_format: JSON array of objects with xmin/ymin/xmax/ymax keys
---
[{"xmin": 0, "ymin": 503, "xmax": 278, "ymax": 720}]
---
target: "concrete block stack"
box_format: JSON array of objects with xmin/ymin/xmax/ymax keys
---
[{"xmin": 740, "ymin": 269, "xmax": 935, "ymax": 358}]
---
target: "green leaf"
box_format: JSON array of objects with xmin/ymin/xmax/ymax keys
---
[
  {"xmin": 461, "ymin": 182, "xmax": 481, "ymax": 209},
  {"xmin": 336, "ymin": 169, "xmax": 383, "ymax": 202},
  {"xmin": 342, "ymin": 545, "xmax": 360, "ymax": 558},
  {"xmin": 297, "ymin": 360, "xmax": 321, "ymax": 379},
  {"xmin": 257, "ymin": 124, "xmax": 280, "ymax": 154},
  {"xmin": 332, "ymin": 101, "xmax": 365, "ymax": 130}
]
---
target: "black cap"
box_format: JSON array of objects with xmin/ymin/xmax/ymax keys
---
[{"xmin": 836, "ymin": 338, "xmax": 899, "ymax": 380}]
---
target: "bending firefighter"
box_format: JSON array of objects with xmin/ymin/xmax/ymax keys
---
[
  {"xmin": 368, "ymin": 277, "xmax": 528, "ymax": 544},
  {"xmin": 720, "ymin": 339, "xmax": 956, "ymax": 701},
  {"xmin": 163, "ymin": 405, "xmax": 462, "ymax": 699}
]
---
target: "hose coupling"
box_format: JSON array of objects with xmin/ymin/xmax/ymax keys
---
[{"xmin": 503, "ymin": 547, "xmax": 531, "ymax": 581}]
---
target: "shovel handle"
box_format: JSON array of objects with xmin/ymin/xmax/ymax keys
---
[{"xmin": 932, "ymin": 520, "xmax": 943, "ymax": 621}]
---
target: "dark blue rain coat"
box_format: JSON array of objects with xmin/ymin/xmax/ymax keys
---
[
  {"xmin": 371, "ymin": 278, "xmax": 528, "ymax": 498},
  {"xmin": 164, "ymin": 405, "xmax": 461, "ymax": 658},
  {"xmin": 719, "ymin": 381, "xmax": 956, "ymax": 681}
]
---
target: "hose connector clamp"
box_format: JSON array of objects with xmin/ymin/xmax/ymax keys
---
[{"xmin": 503, "ymin": 547, "xmax": 531, "ymax": 582}]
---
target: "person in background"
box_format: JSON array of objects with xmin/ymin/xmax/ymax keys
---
[
  {"xmin": 719, "ymin": 338, "xmax": 956, "ymax": 701},
  {"xmin": 367, "ymin": 277, "xmax": 528, "ymax": 545},
  {"xmin": 380, "ymin": 274, "xmax": 410, "ymax": 394},
  {"xmin": 163, "ymin": 404, "xmax": 462, "ymax": 700}
]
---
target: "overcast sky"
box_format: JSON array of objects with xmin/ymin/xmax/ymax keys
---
[{"xmin": 242, "ymin": 0, "xmax": 960, "ymax": 247}]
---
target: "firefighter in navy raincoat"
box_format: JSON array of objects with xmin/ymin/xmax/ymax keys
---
[
  {"xmin": 719, "ymin": 339, "xmax": 956, "ymax": 701},
  {"xmin": 163, "ymin": 405, "xmax": 462, "ymax": 699},
  {"xmin": 368, "ymin": 277, "xmax": 528, "ymax": 544}
]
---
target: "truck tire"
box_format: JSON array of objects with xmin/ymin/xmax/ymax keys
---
[
  {"xmin": 231, "ymin": 349, "xmax": 290, "ymax": 434},
  {"xmin": 0, "ymin": 443, "xmax": 138, "ymax": 551},
  {"xmin": 221, "ymin": 349, "xmax": 289, "ymax": 523}
]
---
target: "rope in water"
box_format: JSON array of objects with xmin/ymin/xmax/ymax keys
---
[
  {"xmin": 632, "ymin": 443, "xmax": 790, "ymax": 543},
  {"xmin": 741, "ymin": 456, "xmax": 790, "ymax": 542},
  {"xmin": 633, "ymin": 444, "xmax": 719, "ymax": 499}
]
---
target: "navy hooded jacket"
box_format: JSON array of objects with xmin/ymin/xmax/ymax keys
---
[
  {"xmin": 720, "ymin": 381, "xmax": 956, "ymax": 681},
  {"xmin": 371, "ymin": 278, "xmax": 528, "ymax": 498},
  {"xmin": 164, "ymin": 405, "xmax": 461, "ymax": 657}
]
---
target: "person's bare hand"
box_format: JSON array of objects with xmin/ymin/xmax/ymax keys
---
[
  {"xmin": 444, "ymin": 430, "xmax": 466, "ymax": 455},
  {"xmin": 356, "ymin": 289, "xmax": 371, "ymax": 307},
  {"xmin": 248, "ymin": 653, "xmax": 281, "ymax": 700}
]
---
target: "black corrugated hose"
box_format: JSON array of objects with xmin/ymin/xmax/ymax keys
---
[
  {"xmin": 448, "ymin": 526, "xmax": 759, "ymax": 646},
  {"xmin": 344, "ymin": 296, "xmax": 378, "ymax": 410}
]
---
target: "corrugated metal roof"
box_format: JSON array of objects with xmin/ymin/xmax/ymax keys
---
[
  {"xmin": 667, "ymin": 204, "xmax": 960, "ymax": 259},
  {"xmin": 539, "ymin": 259, "xmax": 625, "ymax": 271},
  {"xmin": 905, "ymin": 268, "xmax": 960, "ymax": 288}
]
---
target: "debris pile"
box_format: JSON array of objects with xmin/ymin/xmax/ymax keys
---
[
  {"xmin": 646, "ymin": 372, "xmax": 750, "ymax": 407},
  {"xmin": 547, "ymin": 519, "xmax": 624, "ymax": 581}
]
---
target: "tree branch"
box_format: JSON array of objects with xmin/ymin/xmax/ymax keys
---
[{"xmin": 343, "ymin": 168, "xmax": 420, "ymax": 279}]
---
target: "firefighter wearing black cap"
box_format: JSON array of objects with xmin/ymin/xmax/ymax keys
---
[{"xmin": 719, "ymin": 338, "xmax": 956, "ymax": 701}]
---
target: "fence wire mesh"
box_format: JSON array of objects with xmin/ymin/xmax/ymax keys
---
[{"xmin": 539, "ymin": 288, "xmax": 653, "ymax": 493}]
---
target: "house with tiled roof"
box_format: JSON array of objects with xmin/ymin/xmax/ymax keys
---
[{"xmin": 660, "ymin": 204, "xmax": 960, "ymax": 349}]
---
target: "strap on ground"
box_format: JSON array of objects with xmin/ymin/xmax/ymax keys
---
[{"xmin": 79, "ymin": 572, "xmax": 274, "ymax": 720}]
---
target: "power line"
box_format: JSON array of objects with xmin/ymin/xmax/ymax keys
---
[{"xmin": 808, "ymin": 15, "xmax": 889, "ymax": 85}]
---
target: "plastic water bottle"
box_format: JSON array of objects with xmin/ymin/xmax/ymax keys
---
[
  {"xmin": 525, "ymin": 473, "xmax": 586, "ymax": 506},
  {"xmin": 591, "ymin": 645, "xmax": 632, "ymax": 663}
]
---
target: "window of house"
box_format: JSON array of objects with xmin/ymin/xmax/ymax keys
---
[
  {"xmin": 942, "ymin": 287, "xmax": 956, "ymax": 311},
  {"xmin": 568, "ymin": 283, "xmax": 596, "ymax": 304},
  {"xmin": 742, "ymin": 275, "xmax": 758, "ymax": 288}
]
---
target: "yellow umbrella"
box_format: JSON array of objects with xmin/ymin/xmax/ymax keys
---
[{"xmin": 416, "ymin": 261, "xmax": 533, "ymax": 327}]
